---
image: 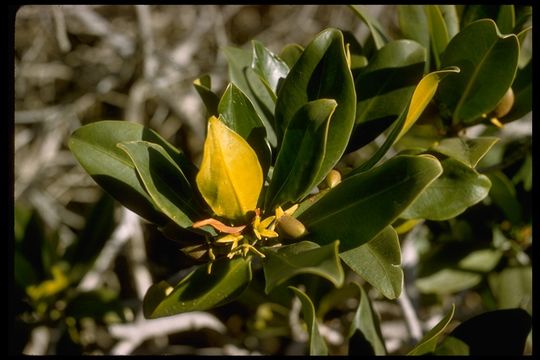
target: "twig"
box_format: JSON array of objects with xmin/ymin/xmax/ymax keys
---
[
  {"xmin": 52, "ymin": 6, "xmax": 71, "ymax": 52},
  {"xmin": 397, "ymin": 287, "xmax": 423, "ymax": 344},
  {"xmin": 77, "ymin": 208, "xmax": 138, "ymax": 291},
  {"xmin": 135, "ymin": 5, "xmax": 158, "ymax": 79},
  {"xmin": 109, "ymin": 312, "xmax": 226, "ymax": 355}
]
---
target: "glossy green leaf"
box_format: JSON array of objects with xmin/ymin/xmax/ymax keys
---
[
  {"xmin": 279, "ymin": 43, "xmax": 304, "ymax": 69},
  {"xmin": 298, "ymin": 155, "xmax": 442, "ymax": 252},
  {"xmin": 502, "ymin": 58, "xmax": 531, "ymax": 123},
  {"xmin": 193, "ymin": 74, "xmax": 219, "ymax": 117},
  {"xmin": 487, "ymin": 171, "xmax": 523, "ymax": 224},
  {"xmin": 431, "ymin": 136, "xmax": 499, "ymax": 168},
  {"xmin": 449, "ymin": 308, "xmax": 531, "ymax": 355},
  {"xmin": 434, "ymin": 336, "xmax": 470, "ymax": 355},
  {"xmin": 438, "ymin": 19, "xmax": 519, "ymax": 125},
  {"xmin": 348, "ymin": 283, "xmax": 387, "ymax": 355},
  {"xmin": 117, "ymin": 141, "xmax": 200, "ymax": 228},
  {"xmin": 224, "ymin": 46, "xmax": 277, "ymax": 147},
  {"xmin": 196, "ymin": 116, "xmax": 262, "ymax": 221},
  {"xmin": 348, "ymin": 5, "xmax": 388, "ymax": 50},
  {"xmin": 289, "ymin": 287, "xmax": 328, "ymax": 355},
  {"xmin": 349, "ymin": 40, "xmax": 425, "ymax": 152},
  {"xmin": 340, "ymin": 226, "xmax": 402, "ymax": 299},
  {"xmin": 408, "ymin": 304, "xmax": 455, "ymax": 355},
  {"xmin": 69, "ymin": 121, "xmax": 195, "ymax": 225},
  {"xmin": 342, "ymin": 30, "xmax": 368, "ymax": 74},
  {"xmin": 496, "ymin": 5, "xmax": 515, "ymax": 34},
  {"xmin": 218, "ymin": 83, "xmax": 272, "ymax": 176},
  {"xmin": 262, "ymin": 240, "xmax": 343, "ymax": 294},
  {"xmin": 251, "ymin": 40, "xmax": 289, "ymax": 95},
  {"xmin": 401, "ymin": 158, "xmax": 491, "ymax": 221},
  {"xmin": 425, "ymin": 5, "xmax": 449, "ymax": 69},
  {"xmin": 143, "ymin": 257, "xmax": 252, "ymax": 318},
  {"xmin": 265, "ymin": 99, "xmax": 337, "ymax": 209},
  {"xmin": 275, "ymin": 28, "xmax": 356, "ymax": 187}
]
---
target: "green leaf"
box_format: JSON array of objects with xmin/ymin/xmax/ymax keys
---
[
  {"xmin": 460, "ymin": 5, "xmax": 499, "ymax": 29},
  {"xmin": 340, "ymin": 226, "xmax": 403, "ymax": 299},
  {"xmin": 430, "ymin": 136, "xmax": 499, "ymax": 168},
  {"xmin": 262, "ymin": 241, "xmax": 344, "ymax": 294},
  {"xmin": 437, "ymin": 19, "xmax": 519, "ymax": 125},
  {"xmin": 496, "ymin": 5, "xmax": 515, "ymax": 34},
  {"xmin": 224, "ymin": 46, "xmax": 277, "ymax": 147},
  {"xmin": 193, "ymin": 74, "xmax": 219, "ymax": 117},
  {"xmin": 487, "ymin": 171, "xmax": 523, "ymax": 224},
  {"xmin": 397, "ymin": 66, "xmax": 460, "ymax": 142},
  {"xmin": 298, "ymin": 155, "xmax": 442, "ymax": 252},
  {"xmin": 350, "ymin": 66, "xmax": 459, "ymax": 176},
  {"xmin": 438, "ymin": 5, "xmax": 459, "ymax": 40},
  {"xmin": 265, "ymin": 99, "xmax": 337, "ymax": 209},
  {"xmin": 69, "ymin": 121, "xmax": 195, "ymax": 225},
  {"xmin": 275, "ymin": 28, "xmax": 356, "ymax": 187},
  {"xmin": 117, "ymin": 141, "xmax": 200, "ymax": 228},
  {"xmin": 279, "ymin": 43, "xmax": 304, "ymax": 69},
  {"xmin": 416, "ymin": 244, "xmax": 502, "ymax": 294},
  {"xmin": 251, "ymin": 40, "xmax": 289, "ymax": 95},
  {"xmin": 398, "ymin": 6, "xmax": 430, "ymax": 62},
  {"xmin": 425, "ymin": 5, "xmax": 449, "ymax": 69},
  {"xmin": 502, "ymin": 58, "xmax": 531, "ymax": 123},
  {"xmin": 408, "ymin": 304, "xmax": 455, "ymax": 355},
  {"xmin": 434, "ymin": 336, "xmax": 470, "ymax": 355},
  {"xmin": 488, "ymin": 266, "xmax": 532, "ymax": 310},
  {"xmin": 196, "ymin": 116, "xmax": 263, "ymax": 221},
  {"xmin": 348, "ymin": 40, "xmax": 425, "ymax": 152},
  {"xmin": 449, "ymin": 308, "xmax": 531, "ymax": 355},
  {"xmin": 401, "ymin": 158, "xmax": 491, "ymax": 221},
  {"xmin": 348, "ymin": 5, "xmax": 388, "ymax": 50},
  {"xmin": 218, "ymin": 83, "xmax": 272, "ymax": 176},
  {"xmin": 348, "ymin": 283, "xmax": 387, "ymax": 355},
  {"xmin": 289, "ymin": 287, "xmax": 328, "ymax": 355},
  {"xmin": 143, "ymin": 257, "xmax": 252, "ymax": 318}
]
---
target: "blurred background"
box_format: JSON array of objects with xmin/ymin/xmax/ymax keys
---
[{"xmin": 13, "ymin": 5, "xmax": 531, "ymax": 355}]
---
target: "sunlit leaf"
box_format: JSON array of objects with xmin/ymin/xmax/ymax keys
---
[
  {"xmin": 340, "ymin": 226, "xmax": 402, "ymax": 299},
  {"xmin": 401, "ymin": 158, "xmax": 491, "ymax": 221},
  {"xmin": 431, "ymin": 136, "xmax": 499, "ymax": 168},
  {"xmin": 196, "ymin": 116, "xmax": 263, "ymax": 221}
]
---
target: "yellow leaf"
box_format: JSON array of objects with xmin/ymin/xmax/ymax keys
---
[
  {"xmin": 397, "ymin": 66, "xmax": 460, "ymax": 141},
  {"xmin": 196, "ymin": 116, "xmax": 263, "ymax": 221}
]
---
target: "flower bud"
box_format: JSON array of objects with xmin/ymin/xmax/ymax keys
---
[
  {"xmin": 277, "ymin": 215, "xmax": 307, "ymax": 239},
  {"xmin": 493, "ymin": 87, "xmax": 514, "ymax": 118},
  {"xmin": 325, "ymin": 169, "xmax": 342, "ymax": 188}
]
